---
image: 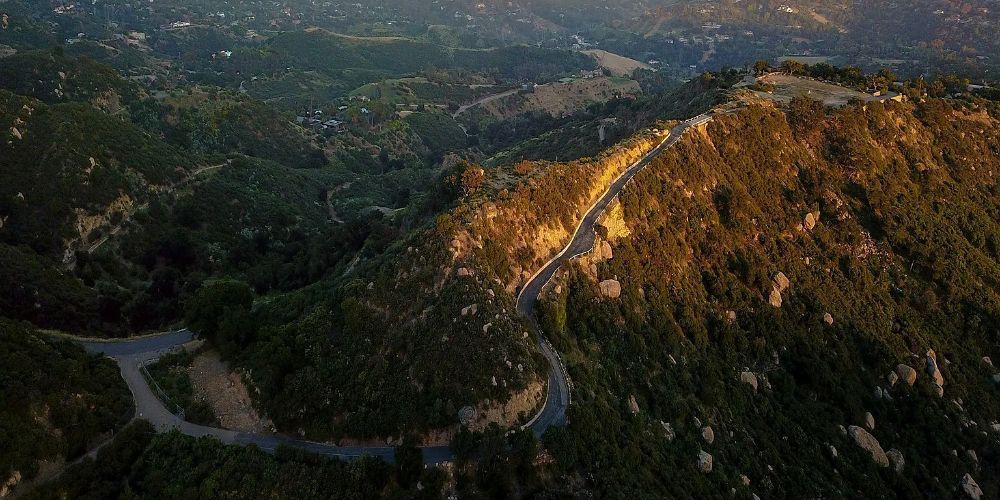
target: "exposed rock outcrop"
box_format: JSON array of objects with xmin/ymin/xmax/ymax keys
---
[
  {"xmin": 702, "ymin": 426, "xmax": 715, "ymax": 444},
  {"xmin": 926, "ymin": 349, "xmax": 945, "ymax": 396},
  {"xmin": 803, "ymin": 211, "xmax": 820, "ymax": 231},
  {"xmin": 768, "ymin": 288, "xmax": 783, "ymax": 308},
  {"xmin": 1, "ymin": 471, "xmax": 21, "ymax": 499},
  {"xmin": 848, "ymin": 425, "xmax": 889, "ymax": 467},
  {"xmin": 887, "ymin": 448, "xmax": 905, "ymax": 472},
  {"xmin": 896, "ymin": 364, "xmax": 917, "ymax": 386},
  {"xmin": 628, "ymin": 394, "xmax": 640, "ymax": 415},
  {"xmin": 961, "ymin": 473, "xmax": 982, "ymax": 499},
  {"xmin": 768, "ymin": 272, "xmax": 789, "ymax": 308},
  {"xmin": 600, "ymin": 240, "xmax": 614, "ymax": 260},
  {"xmin": 600, "ymin": 279, "xmax": 622, "ymax": 299},
  {"xmin": 772, "ymin": 272, "xmax": 790, "ymax": 292},
  {"xmin": 698, "ymin": 450, "xmax": 713, "ymax": 473},
  {"xmin": 740, "ymin": 371, "xmax": 758, "ymax": 392}
]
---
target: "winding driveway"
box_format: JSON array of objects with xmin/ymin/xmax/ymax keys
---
[{"xmin": 75, "ymin": 110, "xmax": 720, "ymax": 466}]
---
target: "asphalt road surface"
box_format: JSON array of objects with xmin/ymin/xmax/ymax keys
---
[
  {"xmin": 514, "ymin": 111, "xmax": 716, "ymax": 437},
  {"xmin": 72, "ymin": 110, "xmax": 720, "ymax": 466}
]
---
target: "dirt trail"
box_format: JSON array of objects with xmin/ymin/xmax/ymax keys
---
[
  {"xmin": 81, "ymin": 161, "xmax": 229, "ymax": 256},
  {"xmin": 452, "ymin": 88, "xmax": 520, "ymax": 118}
]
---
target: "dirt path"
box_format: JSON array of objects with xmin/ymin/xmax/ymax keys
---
[
  {"xmin": 82, "ymin": 161, "xmax": 229, "ymax": 255},
  {"xmin": 451, "ymin": 88, "xmax": 521, "ymax": 118}
]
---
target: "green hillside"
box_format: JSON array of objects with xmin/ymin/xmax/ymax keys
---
[{"xmin": 536, "ymin": 98, "xmax": 1000, "ymax": 497}]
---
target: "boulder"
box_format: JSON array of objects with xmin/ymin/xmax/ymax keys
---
[
  {"xmin": 829, "ymin": 445, "xmax": 838, "ymax": 458},
  {"xmin": 461, "ymin": 304, "xmax": 478, "ymax": 316},
  {"xmin": 864, "ymin": 412, "xmax": 876, "ymax": 431},
  {"xmin": 456, "ymin": 267, "xmax": 473, "ymax": 277},
  {"xmin": 887, "ymin": 371, "xmax": 899, "ymax": 387},
  {"xmin": 983, "ymin": 356, "xmax": 994, "ymax": 368},
  {"xmin": 823, "ymin": 312, "xmax": 834, "ymax": 325},
  {"xmin": 804, "ymin": 211, "xmax": 820, "ymax": 231},
  {"xmin": 896, "ymin": 364, "xmax": 917, "ymax": 386},
  {"xmin": 600, "ymin": 279, "xmax": 622, "ymax": 299},
  {"xmin": 698, "ymin": 450, "xmax": 713, "ymax": 473},
  {"xmin": 772, "ymin": 272, "xmax": 790, "ymax": 292},
  {"xmin": 848, "ymin": 425, "xmax": 889, "ymax": 467},
  {"xmin": 660, "ymin": 421, "xmax": 675, "ymax": 441},
  {"xmin": 887, "ymin": 448, "xmax": 905, "ymax": 472},
  {"xmin": 726, "ymin": 310, "xmax": 737, "ymax": 323},
  {"xmin": 768, "ymin": 287, "xmax": 783, "ymax": 308},
  {"xmin": 628, "ymin": 394, "xmax": 640, "ymax": 415},
  {"xmin": 740, "ymin": 371, "xmax": 759, "ymax": 392},
  {"xmin": 961, "ymin": 474, "xmax": 983, "ymax": 500},
  {"xmin": 926, "ymin": 349, "xmax": 945, "ymax": 395},
  {"xmin": 740, "ymin": 474, "xmax": 751, "ymax": 486},
  {"xmin": 702, "ymin": 426, "xmax": 715, "ymax": 444},
  {"xmin": 600, "ymin": 240, "xmax": 614, "ymax": 260},
  {"xmin": 2, "ymin": 471, "xmax": 22, "ymax": 499}
]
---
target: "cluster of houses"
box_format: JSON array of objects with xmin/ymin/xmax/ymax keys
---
[{"xmin": 296, "ymin": 110, "xmax": 345, "ymax": 133}]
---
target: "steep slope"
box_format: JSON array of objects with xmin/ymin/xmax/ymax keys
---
[
  {"xmin": 536, "ymin": 98, "xmax": 1000, "ymax": 497},
  {"xmin": 0, "ymin": 320, "xmax": 132, "ymax": 496},
  {"xmin": 0, "ymin": 90, "xmax": 195, "ymax": 259}
]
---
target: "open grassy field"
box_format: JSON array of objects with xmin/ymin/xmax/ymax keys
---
[
  {"xmin": 582, "ymin": 49, "xmax": 652, "ymax": 77},
  {"xmin": 757, "ymin": 74, "xmax": 899, "ymax": 106}
]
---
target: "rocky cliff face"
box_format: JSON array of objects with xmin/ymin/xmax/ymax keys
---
[{"xmin": 446, "ymin": 129, "xmax": 665, "ymax": 292}]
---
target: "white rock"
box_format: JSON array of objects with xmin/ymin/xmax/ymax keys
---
[
  {"xmin": 887, "ymin": 448, "xmax": 905, "ymax": 472},
  {"xmin": 698, "ymin": 450, "xmax": 713, "ymax": 473},
  {"xmin": 823, "ymin": 312, "xmax": 834, "ymax": 325},
  {"xmin": 461, "ymin": 304, "xmax": 478, "ymax": 316},
  {"xmin": 660, "ymin": 421, "xmax": 675, "ymax": 441},
  {"xmin": 865, "ymin": 412, "xmax": 876, "ymax": 430},
  {"xmin": 702, "ymin": 425, "xmax": 715, "ymax": 444},
  {"xmin": 740, "ymin": 371, "xmax": 759, "ymax": 392},
  {"xmin": 961, "ymin": 473, "xmax": 983, "ymax": 500},
  {"xmin": 848, "ymin": 425, "xmax": 889, "ymax": 467}
]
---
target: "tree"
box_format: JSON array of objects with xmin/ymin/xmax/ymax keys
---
[
  {"xmin": 461, "ymin": 164, "xmax": 486, "ymax": 195},
  {"xmin": 184, "ymin": 280, "xmax": 254, "ymax": 349},
  {"xmin": 780, "ymin": 59, "xmax": 805, "ymax": 76},
  {"xmin": 753, "ymin": 59, "xmax": 770, "ymax": 76}
]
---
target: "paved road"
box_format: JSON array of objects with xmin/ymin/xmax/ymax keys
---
[
  {"xmin": 71, "ymin": 110, "xmax": 720, "ymax": 466},
  {"xmin": 514, "ymin": 111, "xmax": 717, "ymax": 436}
]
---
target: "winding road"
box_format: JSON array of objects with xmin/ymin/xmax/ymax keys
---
[{"xmin": 74, "ymin": 110, "xmax": 720, "ymax": 466}]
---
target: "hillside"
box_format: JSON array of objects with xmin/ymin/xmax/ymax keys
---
[
  {"xmin": 533, "ymin": 97, "xmax": 1000, "ymax": 497},
  {"xmin": 0, "ymin": 90, "xmax": 196, "ymax": 259},
  {"xmin": 0, "ymin": 320, "xmax": 132, "ymax": 496}
]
